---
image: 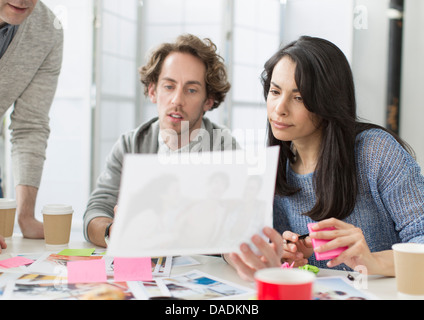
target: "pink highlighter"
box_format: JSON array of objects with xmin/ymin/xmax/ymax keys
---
[{"xmin": 307, "ymin": 223, "xmax": 348, "ymax": 261}]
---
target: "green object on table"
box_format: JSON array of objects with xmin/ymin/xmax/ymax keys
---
[
  {"xmin": 57, "ymin": 248, "xmax": 96, "ymax": 257},
  {"xmin": 299, "ymin": 264, "xmax": 320, "ymax": 275}
]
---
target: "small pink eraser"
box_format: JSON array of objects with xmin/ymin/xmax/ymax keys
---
[{"xmin": 307, "ymin": 223, "xmax": 347, "ymax": 261}]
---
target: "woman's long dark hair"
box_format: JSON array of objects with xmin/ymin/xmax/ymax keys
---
[{"xmin": 263, "ymin": 36, "xmax": 412, "ymax": 221}]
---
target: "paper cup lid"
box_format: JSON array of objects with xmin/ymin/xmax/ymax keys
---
[
  {"xmin": 42, "ymin": 204, "xmax": 73, "ymax": 215},
  {"xmin": 0, "ymin": 199, "xmax": 17, "ymax": 209},
  {"xmin": 392, "ymin": 243, "xmax": 424, "ymax": 254}
]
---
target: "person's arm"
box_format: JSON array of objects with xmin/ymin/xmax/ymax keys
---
[
  {"xmin": 83, "ymin": 179, "xmax": 118, "ymax": 247},
  {"xmin": 226, "ymin": 227, "xmax": 285, "ymax": 282},
  {"xmin": 316, "ymin": 130, "xmax": 424, "ymax": 277},
  {"xmin": 83, "ymin": 134, "xmax": 129, "ymax": 245},
  {"xmin": 15, "ymin": 185, "xmax": 44, "ymax": 239},
  {"xmin": 87, "ymin": 217, "xmax": 113, "ymax": 248},
  {"xmin": 309, "ymin": 218, "xmax": 395, "ymax": 276},
  {"xmin": 10, "ymin": 28, "xmax": 63, "ymax": 190}
]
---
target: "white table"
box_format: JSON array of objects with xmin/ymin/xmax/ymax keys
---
[{"xmin": 0, "ymin": 233, "xmax": 399, "ymax": 300}]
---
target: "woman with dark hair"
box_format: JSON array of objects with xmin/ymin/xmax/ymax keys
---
[{"xmin": 226, "ymin": 36, "xmax": 424, "ymax": 281}]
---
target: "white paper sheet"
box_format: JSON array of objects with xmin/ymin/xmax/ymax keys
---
[{"xmin": 107, "ymin": 147, "xmax": 279, "ymax": 257}]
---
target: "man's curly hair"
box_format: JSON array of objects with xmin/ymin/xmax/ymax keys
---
[{"xmin": 139, "ymin": 34, "xmax": 230, "ymax": 110}]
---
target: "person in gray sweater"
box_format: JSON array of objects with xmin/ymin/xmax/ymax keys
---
[
  {"xmin": 0, "ymin": 0, "xmax": 63, "ymax": 239},
  {"xmin": 84, "ymin": 34, "xmax": 239, "ymax": 247}
]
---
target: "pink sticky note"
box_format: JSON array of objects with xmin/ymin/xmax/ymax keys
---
[
  {"xmin": 67, "ymin": 259, "xmax": 107, "ymax": 284},
  {"xmin": 0, "ymin": 256, "xmax": 34, "ymax": 269},
  {"xmin": 308, "ymin": 223, "xmax": 348, "ymax": 261},
  {"xmin": 113, "ymin": 257, "xmax": 153, "ymax": 282}
]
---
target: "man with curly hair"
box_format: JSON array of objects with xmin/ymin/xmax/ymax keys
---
[{"xmin": 84, "ymin": 34, "xmax": 238, "ymax": 247}]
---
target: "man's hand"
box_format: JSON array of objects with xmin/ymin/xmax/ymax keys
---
[{"xmin": 16, "ymin": 185, "xmax": 44, "ymax": 239}]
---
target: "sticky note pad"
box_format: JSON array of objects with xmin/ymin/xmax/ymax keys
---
[
  {"xmin": 307, "ymin": 223, "xmax": 348, "ymax": 261},
  {"xmin": 0, "ymin": 256, "xmax": 34, "ymax": 269},
  {"xmin": 114, "ymin": 257, "xmax": 153, "ymax": 282},
  {"xmin": 58, "ymin": 248, "xmax": 96, "ymax": 257},
  {"xmin": 67, "ymin": 259, "xmax": 107, "ymax": 284}
]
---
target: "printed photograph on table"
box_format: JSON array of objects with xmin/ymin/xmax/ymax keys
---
[
  {"xmin": 151, "ymin": 257, "xmax": 172, "ymax": 276},
  {"xmin": 27, "ymin": 252, "xmax": 104, "ymax": 276},
  {"xmin": 4, "ymin": 281, "xmax": 137, "ymax": 300},
  {"xmin": 156, "ymin": 270, "xmax": 255, "ymax": 300},
  {"xmin": 15, "ymin": 273, "xmax": 67, "ymax": 284},
  {"xmin": 135, "ymin": 281, "xmax": 164, "ymax": 298},
  {"xmin": 314, "ymin": 277, "xmax": 376, "ymax": 300},
  {"xmin": 106, "ymin": 256, "xmax": 172, "ymax": 277},
  {"xmin": 0, "ymin": 272, "xmax": 23, "ymax": 298}
]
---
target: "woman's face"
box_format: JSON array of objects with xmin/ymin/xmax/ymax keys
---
[{"xmin": 267, "ymin": 56, "xmax": 321, "ymax": 146}]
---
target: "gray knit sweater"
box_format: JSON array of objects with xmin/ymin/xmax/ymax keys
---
[
  {"xmin": 0, "ymin": 1, "xmax": 63, "ymax": 187},
  {"xmin": 273, "ymin": 128, "xmax": 424, "ymax": 270}
]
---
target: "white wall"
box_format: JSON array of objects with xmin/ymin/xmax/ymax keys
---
[
  {"xmin": 139, "ymin": 0, "xmax": 228, "ymax": 126},
  {"xmin": 282, "ymin": 0, "xmax": 354, "ymax": 61},
  {"xmin": 399, "ymin": 0, "xmax": 424, "ymax": 168},
  {"xmin": 93, "ymin": 0, "xmax": 140, "ymax": 184},
  {"xmin": 231, "ymin": 0, "xmax": 281, "ymax": 148},
  {"xmin": 34, "ymin": 0, "xmax": 93, "ymax": 229},
  {"xmin": 352, "ymin": 0, "xmax": 424, "ymax": 168},
  {"xmin": 352, "ymin": 0, "xmax": 389, "ymax": 127}
]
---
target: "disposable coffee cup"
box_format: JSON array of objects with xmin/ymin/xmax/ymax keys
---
[
  {"xmin": 0, "ymin": 199, "xmax": 16, "ymax": 238},
  {"xmin": 42, "ymin": 204, "xmax": 73, "ymax": 247},
  {"xmin": 392, "ymin": 243, "xmax": 424, "ymax": 299},
  {"xmin": 255, "ymin": 268, "xmax": 315, "ymax": 300}
]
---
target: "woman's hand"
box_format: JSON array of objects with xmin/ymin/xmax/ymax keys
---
[
  {"xmin": 281, "ymin": 231, "xmax": 313, "ymax": 267},
  {"xmin": 309, "ymin": 218, "xmax": 394, "ymax": 276},
  {"xmin": 226, "ymin": 227, "xmax": 285, "ymax": 282}
]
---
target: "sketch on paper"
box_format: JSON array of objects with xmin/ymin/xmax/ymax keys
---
[{"xmin": 107, "ymin": 147, "xmax": 279, "ymax": 257}]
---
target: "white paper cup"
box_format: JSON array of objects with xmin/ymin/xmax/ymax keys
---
[
  {"xmin": 0, "ymin": 199, "xmax": 17, "ymax": 238},
  {"xmin": 392, "ymin": 243, "xmax": 424, "ymax": 299},
  {"xmin": 42, "ymin": 204, "xmax": 73, "ymax": 247}
]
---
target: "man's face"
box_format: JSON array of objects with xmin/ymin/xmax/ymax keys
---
[
  {"xmin": 148, "ymin": 52, "xmax": 214, "ymax": 141},
  {"xmin": 0, "ymin": 0, "xmax": 38, "ymax": 26}
]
